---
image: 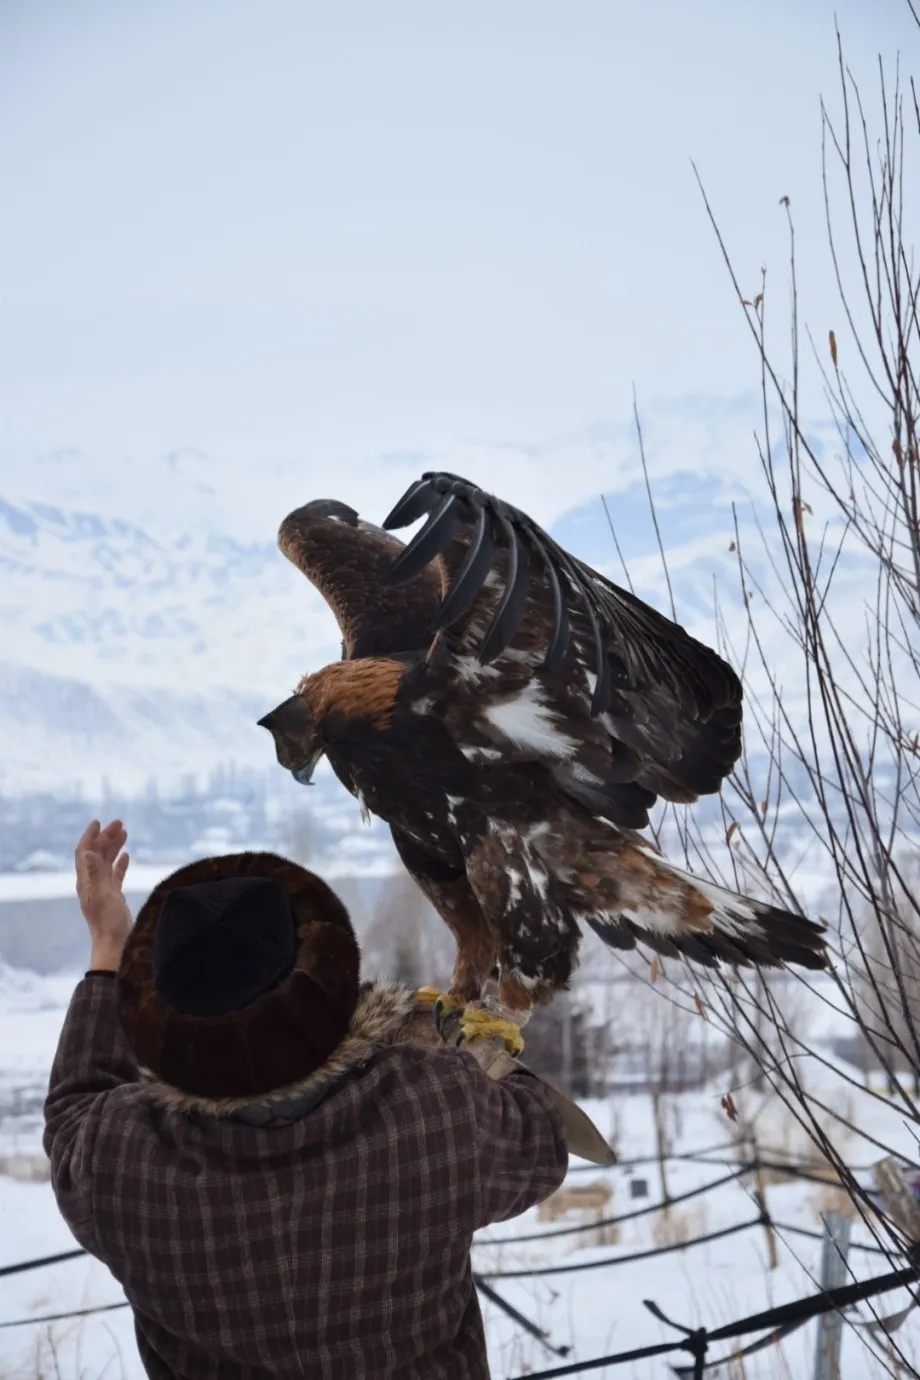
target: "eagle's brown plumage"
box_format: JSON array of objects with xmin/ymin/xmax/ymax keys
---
[{"xmin": 259, "ymin": 476, "xmax": 827, "ymax": 1021}]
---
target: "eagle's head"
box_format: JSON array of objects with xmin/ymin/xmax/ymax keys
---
[{"xmin": 257, "ymin": 694, "xmax": 324, "ymax": 786}]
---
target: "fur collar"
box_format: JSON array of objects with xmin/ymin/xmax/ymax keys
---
[{"xmin": 140, "ymin": 981, "xmax": 419, "ymax": 1119}]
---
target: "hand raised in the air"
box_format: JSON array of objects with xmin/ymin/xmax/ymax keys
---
[{"xmin": 74, "ymin": 819, "xmax": 132, "ymax": 971}]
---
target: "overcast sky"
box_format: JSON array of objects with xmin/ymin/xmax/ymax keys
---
[{"xmin": 0, "ymin": 0, "xmax": 916, "ymax": 530}]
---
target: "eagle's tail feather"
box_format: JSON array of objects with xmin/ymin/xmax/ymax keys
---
[{"xmin": 584, "ymin": 845, "xmax": 828, "ymax": 973}]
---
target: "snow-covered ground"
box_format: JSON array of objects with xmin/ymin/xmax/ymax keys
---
[{"xmin": 1, "ymin": 960, "xmax": 918, "ymax": 1380}]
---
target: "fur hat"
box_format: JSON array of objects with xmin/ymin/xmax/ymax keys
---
[{"xmin": 117, "ymin": 852, "xmax": 361, "ymax": 1099}]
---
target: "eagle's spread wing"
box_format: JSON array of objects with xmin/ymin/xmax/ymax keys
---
[
  {"xmin": 382, "ymin": 472, "xmax": 743, "ymax": 827},
  {"xmin": 277, "ymin": 499, "xmax": 442, "ymax": 659}
]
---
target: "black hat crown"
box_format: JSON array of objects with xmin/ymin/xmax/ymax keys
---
[{"xmin": 153, "ymin": 876, "xmax": 299, "ymax": 1018}]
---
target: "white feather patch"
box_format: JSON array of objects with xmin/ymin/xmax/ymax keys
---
[
  {"xmin": 483, "ymin": 683, "xmax": 577, "ymax": 759},
  {"xmin": 611, "ymin": 904, "xmax": 684, "ymax": 940},
  {"xmin": 502, "ymin": 969, "xmax": 542, "ymax": 992},
  {"xmin": 635, "ymin": 843, "xmax": 768, "ymax": 940},
  {"xmin": 570, "ymin": 761, "xmax": 604, "ymax": 785},
  {"xmin": 459, "ymin": 744, "xmax": 504, "ymax": 763},
  {"xmin": 455, "ymin": 655, "xmax": 501, "ymax": 685}
]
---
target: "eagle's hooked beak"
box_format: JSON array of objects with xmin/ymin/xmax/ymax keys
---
[
  {"xmin": 257, "ymin": 695, "xmax": 324, "ymax": 787},
  {"xmin": 291, "ymin": 746, "xmax": 325, "ymax": 787}
]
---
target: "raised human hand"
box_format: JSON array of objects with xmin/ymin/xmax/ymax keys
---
[{"xmin": 74, "ymin": 819, "xmax": 132, "ymax": 971}]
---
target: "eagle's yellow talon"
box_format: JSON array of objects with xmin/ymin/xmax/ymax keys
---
[
  {"xmin": 414, "ymin": 988, "xmax": 464, "ymax": 1016},
  {"xmin": 458, "ymin": 1009, "xmax": 525, "ymax": 1056},
  {"xmin": 415, "ymin": 990, "xmax": 467, "ymax": 1043},
  {"xmin": 433, "ymin": 993, "xmax": 465, "ymax": 1017},
  {"xmin": 414, "ymin": 986, "xmax": 444, "ymax": 1009}
]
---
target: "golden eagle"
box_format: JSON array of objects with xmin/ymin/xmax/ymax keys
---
[{"xmin": 259, "ymin": 473, "xmax": 827, "ymax": 1043}]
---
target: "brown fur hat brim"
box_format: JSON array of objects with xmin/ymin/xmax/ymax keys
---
[{"xmin": 117, "ymin": 852, "xmax": 361, "ymax": 1099}]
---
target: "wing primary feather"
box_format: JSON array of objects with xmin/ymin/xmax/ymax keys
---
[
  {"xmin": 431, "ymin": 503, "xmax": 495, "ymax": 630},
  {"xmin": 525, "ymin": 528, "xmax": 570, "ymax": 672},
  {"xmin": 381, "ymin": 477, "xmax": 439, "ymax": 531},
  {"xmin": 524, "ymin": 522, "xmax": 613, "ymax": 710},
  {"xmin": 382, "ymin": 492, "xmax": 465, "ymax": 584},
  {"xmin": 479, "ymin": 511, "xmax": 531, "ymax": 663},
  {"xmin": 584, "ymin": 595, "xmax": 613, "ymax": 715},
  {"xmin": 539, "ymin": 536, "xmax": 617, "ymax": 712},
  {"xmin": 380, "ymin": 472, "xmax": 735, "ymax": 726}
]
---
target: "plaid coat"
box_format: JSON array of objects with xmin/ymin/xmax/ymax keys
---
[{"xmin": 44, "ymin": 975, "xmax": 568, "ymax": 1380}]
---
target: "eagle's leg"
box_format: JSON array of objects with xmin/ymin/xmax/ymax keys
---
[
  {"xmin": 494, "ymin": 970, "xmax": 538, "ymax": 1025},
  {"xmin": 448, "ymin": 948, "xmax": 489, "ymax": 1004},
  {"xmin": 387, "ymin": 828, "xmax": 525, "ymax": 1052},
  {"xmin": 449, "ymin": 971, "xmax": 534, "ymax": 1051},
  {"xmin": 418, "ymin": 943, "xmax": 496, "ymax": 1030},
  {"xmin": 388, "ymin": 826, "xmax": 492, "ymax": 1010},
  {"xmin": 416, "ymin": 959, "xmax": 526, "ymax": 1056},
  {"xmin": 415, "ymin": 914, "xmax": 494, "ymax": 1011},
  {"xmin": 423, "ymin": 965, "xmax": 531, "ymax": 1057},
  {"xmin": 471, "ymin": 943, "xmax": 572, "ymax": 1046},
  {"xmin": 452, "ymin": 1005, "xmax": 524, "ymax": 1055}
]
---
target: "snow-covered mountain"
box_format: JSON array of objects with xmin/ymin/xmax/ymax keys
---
[
  {"xmin": 0, "ymin": 492, "xmax": 329, "ymax": 689},
  {"xmin": 1, "ymin": 469, "xmax": 344, "ymax": 792}
]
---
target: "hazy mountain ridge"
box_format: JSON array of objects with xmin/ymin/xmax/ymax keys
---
[
  {"xmin": 0, "ymin": 477, "xmax": 352, "ymax": 793},
  {"xmin": 0, "ymin": 660, "xmax": 277, "ymax": 795},
  {"xmin": 1, "ymin": 491, "xmax": 324, "ymax": 680}
]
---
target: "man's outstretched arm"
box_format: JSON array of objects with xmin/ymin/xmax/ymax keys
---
[{"xmin": 43, "ymin": 820, "xmax": 138, "ymax": 1250}]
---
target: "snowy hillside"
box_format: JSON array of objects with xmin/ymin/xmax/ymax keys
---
[
  {"xmin": 0, "ymin": 503, "xmax": 345, "ymax": 797},
  {"xmin": 0, "ymin": 485, "xmax": 336, "ymax": 792}
]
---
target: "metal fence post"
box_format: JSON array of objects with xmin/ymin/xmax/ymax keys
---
[{"xmin": 813, "ymin": 1210, "xmax": 852, "ymax": 1380}]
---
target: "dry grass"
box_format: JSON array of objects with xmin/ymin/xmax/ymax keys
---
[
  {"xmin": 535, "ymin": 1180, "xmax": 621, "ymax": 1250},
  {"xmin": 0, "ymin": 1322, "xmax": 128, "ymax": 1380},
  {"xmin": 536, "ymin": 1180, "xmax": 613, "ymax": 1223},
  {"xmin": 650, "ymin": 1201, "xmax": 709, "ymax": 1247},
  {"xmin": 756, "ymin": 1151, "xmax": 841, "ymax": 1191},
  {"xmin": 580, "ymin": 1219, "xmax": 621, "ymax": 1250},
  {"xmin": 806, "ymin": 1180, "xmax": 859, "ymax": 1220},
  {"xmin": 752, "ymin": 1119, "xmax": 845, "ymax": 1191}
]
